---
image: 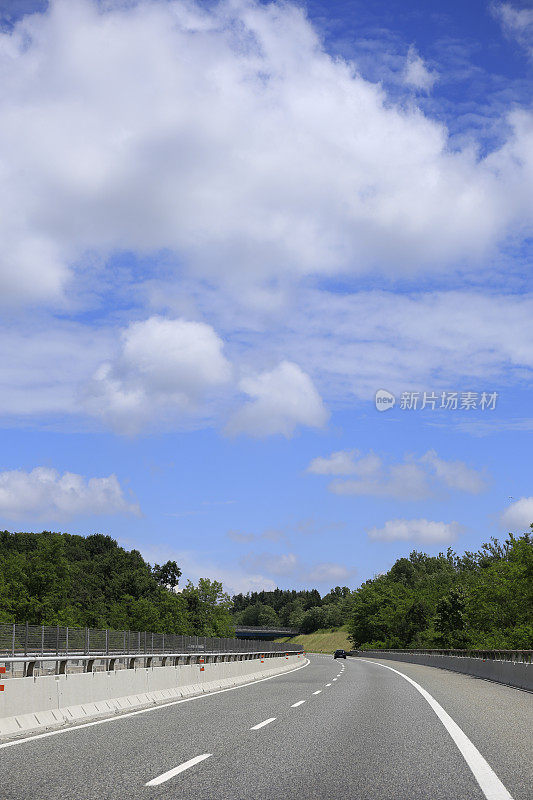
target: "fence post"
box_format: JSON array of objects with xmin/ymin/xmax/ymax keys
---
[
  {"xmin": 105, "ymin": 629, "xmax": 109, "ymax": 656},
  {"xmin": 24, "ymin": 621, "xmax": 28, "ymax": 656},
  {"xmin": 85, "ymin": 627, "xmax": 89, "ymax": 655},
  {"xmin": 41, "ymin": 625, "xmax": 44, "ymax": 656},
  {"xmin": 11, "ymin": 623, "xmax": 15, "ymax": 657},
  {"xmin": 56, "ymin": 625, "xmax": 59, "ymax": 656},
  {"xmin": 66, "ymin": 626, "xmax": 69, "ymax": 655}
]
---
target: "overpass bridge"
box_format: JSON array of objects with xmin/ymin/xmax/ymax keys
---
[{"xmin": 234, "ymin": 626, "xmax": 299, "ymax": 640}]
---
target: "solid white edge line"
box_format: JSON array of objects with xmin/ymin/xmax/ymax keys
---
[
  {"xmin": 358, "ymin": 659, "xmax": 514, "ymax": 800},
  {"xmin": 250, "ymin": 717, "xmax": 276, "ymax": 730},
  {"xmin": 0, "ymin": 659, "xmax": 310, "ymax": 750},
  {"xmin": 145, "ymin": 753, "xmax": 212, "ymax": 786},
  {"xmin": 291, "ymin": 700, "xmax": 305, "ymax": 707}
]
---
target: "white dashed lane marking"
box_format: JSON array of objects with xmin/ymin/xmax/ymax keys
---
[
  {"xmin": 145, "ymin": 754, "xmax": 212, "ymax": 787},
  {"xmin": 251, "ymin": 718, "xmax": 276, "ymax": 730}
]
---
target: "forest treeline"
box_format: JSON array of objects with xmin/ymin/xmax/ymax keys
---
[
  {"xmin": 0, "ymin": 530, "xmax": 234, "ymax": 637},
  {"xmin": 1, "ymin": 530, "xmax": 531, "ymax": 649},
  {"xmin": 231, "ymin": 531, "xmax": 533, "ymax": 649},
  {"xmin": 347, "ymin": 531, "xmax": 532, "ymax": 649},
  {"xmin": 231, "ymin": 586, "xmax": 351, "ymax": 632}
]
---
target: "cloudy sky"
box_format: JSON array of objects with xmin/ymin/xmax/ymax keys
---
[{"xmin": 0, "ymin": 0, "xmax": 532, "ymax": 594}]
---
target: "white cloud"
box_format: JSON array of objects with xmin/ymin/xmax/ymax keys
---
[
  {"xmin": 85, "ymin": 316, "xmax": 231, "ymax": 434},
  {"xmin": 403, "ymin": 46, "xmax": 438, "ymax": 91},
  {"xmin": 500, "ymin": 497, "xmax": 533, "ymax": 530},
  {"xmin": 241, "ymin": 552, "xmax": 299, "ymax": 576},
  {"xmin": 307, "ymin": 450, "xmax": 358, "ymax": 475},
  {"xmin": 368, "ymin": 518, "xmax": 462, "ymax": 544},
  {"xmin": 0, "ymin": 0, "xmax": 531, "ymax": 308},
  {"xmin": 324, "ymin": 450, "xmax": 486, "ymax": 500},
  {"xmin": 226, "ymin": 360, "xmax": 328, "ymax": 437},
  {"xmin": 5, "ymin": 288, "xmax": 533, "ymax": 430},
  {"xmin": 0, "ymin": 321, "xmax": 113, "ymax": 418},
  {"xmin": 0, "ymin": 466, "xmax": 140, "ymax": 520},
  {"xmin": 304, "ymin": 562, "xmax": 352, "ymax": 584},
  {"xmin": 240, "ymin": 550, "xmax": 354, "ymax": 588},
  {"xmin": 246, "ymin": 289, "xmax": 533, "ymax": 403},
  {"xmin": 421, "ymin": 450, "xmax": 487, "ymax": 493},
  {"xmin": 140, "ymin": 540, "xmax": 352, "ymax": 592},
  {"xmin": 330, "ymin": 460, "xmax": 430, "ymax": 500},
  {"xmin": 492, "ymin": 3, "xmax": 533, "ymax": 58}
]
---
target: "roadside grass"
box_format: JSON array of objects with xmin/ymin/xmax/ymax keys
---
[{"xmin": 275, "ymin": 626, "xmax": 352, "ymax": 654}]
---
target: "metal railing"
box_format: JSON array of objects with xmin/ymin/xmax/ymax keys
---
[
  {"xmin": 352, "ymin": 648, "xmax": 533, "ymax": 663},
  {"xmin": 0, "ymin": 622, "xmax": 303, "ymax": 658}
]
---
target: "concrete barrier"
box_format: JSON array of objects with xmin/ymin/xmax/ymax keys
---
[
  {"xmin": 351, "ymin": 651, "xmax": 532, "ymax": 691},
  {"xmin": 0, "ymin": 654, "xmax": 304, "ymax": 739}
]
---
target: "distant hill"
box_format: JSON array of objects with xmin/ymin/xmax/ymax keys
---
[{"xmin": 276, "ymin": 626, "xmax": 353, "ymax": 654}]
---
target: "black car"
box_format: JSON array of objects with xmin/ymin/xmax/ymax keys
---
[{"xmin": 334, "ymin": 649, "xmax": 347, "ymax": 659}]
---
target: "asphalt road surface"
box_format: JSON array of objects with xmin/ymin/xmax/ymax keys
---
[{"xmin": 1, "ymin": 654, "xmax": 531, "ymax": 800}]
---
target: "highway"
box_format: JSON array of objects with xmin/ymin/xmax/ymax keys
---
[{"xmin": 0, "ymin": 655, "xmax": 531, "ymax": 799}]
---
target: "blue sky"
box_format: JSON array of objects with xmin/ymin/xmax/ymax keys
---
[{"xmin": 0, "ymin": 0, "xmax": 532, "ymax": 595}]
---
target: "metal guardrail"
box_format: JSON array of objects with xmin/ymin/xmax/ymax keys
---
[
  {"xmin": 0, "ymin": 623, "xmax": 303, "ymax": 658},
  {"xmin": 0, "ymin": 649, "xmax": 302, "ymax": 678},
  {"xmin": 352, "ymin": 649, "xmax": 533, "ymax": 663}
]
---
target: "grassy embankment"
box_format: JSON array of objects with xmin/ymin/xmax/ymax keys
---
[{"xmin": 275, "ymin": 626, "xmax": 352, "ymax": 654}]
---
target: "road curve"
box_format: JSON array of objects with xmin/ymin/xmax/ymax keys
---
[{"xmin": 0, "ymin": 654, "xmax": 531, "ymax": 800}]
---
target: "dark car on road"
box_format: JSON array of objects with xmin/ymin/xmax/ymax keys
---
[{"xmin": 334, "ymin": 649, "xmax": 347, "ymax": 659}]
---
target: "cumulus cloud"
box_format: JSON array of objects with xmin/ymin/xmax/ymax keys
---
[
  {"xmin": 500, "ymin": 497, "xmax": 533, "ymax": 530},
  {"xmin": 320, "ymin": 450, "xmax": 486, "ymax": 500},
  {"xmin": 421, "ymin": 450, "xmax": 487, "ymax": 493},
  {"xmin": 368, "ymin": 518, "xmax": 462, "ymax": 544},
  {"xmin": 403, "ymin": 46, "xmax": 438, "ymax": 91},
  {"xmin": 331, "ymin": 460, "xmax": 430, "ymax": 500},
  {"xmin": 6, "ymin": 288, "xmax": 531, "ymax": 429},
  {"xmin": 304, "ymin": 562, "xmax": 353, "ymax": 583},
  {"xmin": 85, "ymin": 316, "xmax": 231, "ymax": 434},
  {"xmin": 240, "ymin": 550, "xmax": 354, "ymax": 587},
  {"xmin": 0, "ymin": 0, "xmax": 531, "ymax": 308},
  {"xmin": 226, "ymin": 361, "xmax": 328, "ymax": 437},
  {"xmin": 241, "ymin": 552, "xmax": 299, "ymax": 576},
  {"xmin": 307, "ymin": 450, "xmax": 358, "ymax": 475},
  {"xmin": 0, "ymin": 466, "xmax": 140, "ymax": 520}
]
